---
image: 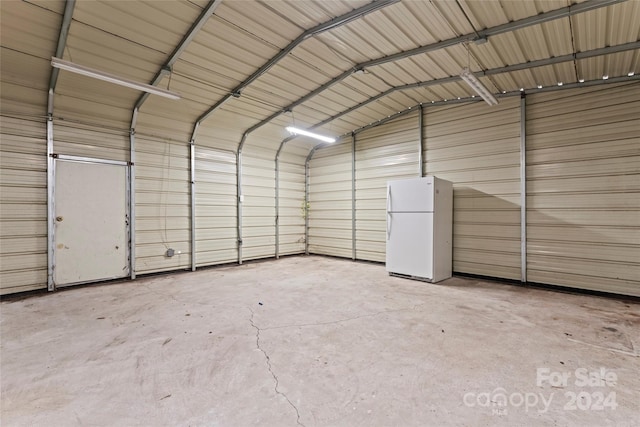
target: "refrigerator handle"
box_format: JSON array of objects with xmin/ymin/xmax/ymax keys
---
[
  {"xmin": 386, "ymin": 185, "xmax": 391, "ymax": 240},
  {"xmin": 386, "ymin": 185, "xmax": 391, "ymax": 213}
]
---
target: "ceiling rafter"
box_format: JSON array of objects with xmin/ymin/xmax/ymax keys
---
[
  {"xmin": 132, "ymin": 0, "xmax": 223, "ymax": 118},
  {"xmin": 277, "ymin": 40, "xmax": 640, "ymax": 152},
  {"xmin": 306, "ymin": 74, "xmax": 640, "ymax": 158},
  {"xmin": 189, "ymin": 0, "xmax": 400, "ymax": 143},
  {"xmin": 48, "ymin": 0, "xmax": 76, "ymax": 114},
  {"xmin": 241, "ymin": 0, "xmax": 625, "ymax": 145}
]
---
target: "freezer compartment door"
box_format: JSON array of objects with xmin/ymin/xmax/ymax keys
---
[
  {"xmin": 386, "ymin": 212, "xmax": 433, "ymax": 279},
  {"xmin": 387, "ymin": 177, "xmax": 434, "ymax": 213}
]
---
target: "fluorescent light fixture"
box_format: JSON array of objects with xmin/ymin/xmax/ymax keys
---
[
  {"xmin": 51, "ymin": 57, "xmax": 181, "ymax": 100},
  {"xmin": 286, "ymin": 126, "xmax": 335, "ymax": 143},
  {"xmin": 459, "ymin": 68, "xmax": 498, "ymax": 106}
]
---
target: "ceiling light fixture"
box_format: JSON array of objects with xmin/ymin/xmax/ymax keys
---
[
  {"xmin": 459, "ymin": 67, "xmax": 498, "ymax": 106},
  {"xmin": 603, "ymin": 75, "xmax": 609, "ymax": 80},
  {"xmin": 51, "ymin": 57, "xmax": 181, "ymax": 100},
  {"xmin": 578, "ymin": 78, "xmax": 585, "ymax": 83},
  {"xmin": 286, "ymin": 126, "xmax": 335, "ymax": 143},
  {"xmin": 628, "ymin": 72, "xmax": 635, "ymax": 77}
]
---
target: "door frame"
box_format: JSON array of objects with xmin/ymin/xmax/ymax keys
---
[{"xmin": 48, "ymin": 154, "xmax": 131, "ymax": 291}]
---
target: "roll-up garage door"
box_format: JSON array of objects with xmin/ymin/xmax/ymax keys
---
[
  {"xmin": 0, "ymin": 115, "xmax": 47, "ymax": 295},
  {"xmin": 355, "ymin": 112, "xmax": 419, "ymax": 263},
  {"xmin": 526, "ymin": 83, "xmax": 640, "ymax": 297},
  {"xmin": 423, "ymin": 98, "xmax": 522, "ymax": 280},
  {"xmin": 308, "ymin": 142, "xmax": 353, "ymax": 258},
  {"xmin": 195, "ymin": 146, "xmax": 237, "ymax": 267}
]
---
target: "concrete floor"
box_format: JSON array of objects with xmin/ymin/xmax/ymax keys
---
[{"xmin": 1, "ymin": 256, "xmax": 639, "ymax": 426}]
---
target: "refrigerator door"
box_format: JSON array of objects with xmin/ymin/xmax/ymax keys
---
[
  {"xmin": 387, "ymin": 177, "xmax": 434, "ymax": 213},
  {"xmin": 386, "ymin": 212, "xmax": 434, "ymax": 279}
]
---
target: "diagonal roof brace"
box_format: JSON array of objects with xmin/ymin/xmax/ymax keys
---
[
  {"xmin": 281, "ymin": 40, "xmax": 640, "ymax": 145},
  {"xmin": 193, "ymin": 0, "xmax": 399, "ymax": 128},
  {"xmin": 238, "ymin": 0, "xmax": 625, "ymax": 140},
  {"xmin": 133, "ymin": 0, "xmax": 223, "ymax": 113}
]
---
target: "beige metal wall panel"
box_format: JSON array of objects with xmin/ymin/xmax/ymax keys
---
[
  {"xmin": 355, "ymin": 112, "xmax": 420, "ymax": 263},
  {"xmin": 135, "ymin": 135, "xmax": 191, "ymax": 274},
  {"xmin": 53, "ymin": 119, "xmax": 129, "ymax": 162},
  {"xmin": 278, "ymin": 147, "xmax": 307, "ymax": 255},
  {"xmin": 424, "ymin": 98, "xmax": 522, "ymax": 280},
  {"xmin": 308, "ymin": 142, "xmax": 353, "ymax": 258},
  {"xmin": 526, "ymin": 82, "xmax": 640, "ymax": 297},
  {"xmin": 0, "ymin": 115, "xmax": 48, "ymax": 295},
  {"xmin": 241, "ymin": 136, "xmax": 279, "ymax": 260},
  {"xmin": 0, "ymin": 50, "xmax": 49, "ymax": 117},
  {"xmin": 195, "ymin": 146, "xmax": 237, "ymax": 267}
]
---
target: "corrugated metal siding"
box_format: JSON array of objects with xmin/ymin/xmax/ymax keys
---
[
  {"xmin": 526, "ymin": 82, "xmax": 640, "ymax": 296},
  {"xmin": 135, "ymin": 135, "xmax": 191, "ymax": 274},
  {"xmin": 0, "ymin": 115, "xmax": 48, "ymax": 295},
  {"xmin": 308, "ymin": 142, "xmax": 353, "ymax": 258},
  {"xmin": 424, "ymin": 98, "xmax": 522, "ymax": 280},
  {"xmin": 194, "ymin": 146, "xmax": 237, "ymax": 267},
  {"xmin": 355, "ymin": 112, "xmax": 420, "ymax": 262},
  {"xmin": 53, "ymin": 119, "xmax": 129, "ymax": 161},
  {"xmin": 242, "ymin": 139, "xmax": 276, "ymax": 261},
  {"xmin": 278, "ymin": 144, "xmax": 307, "ymax": 255}
]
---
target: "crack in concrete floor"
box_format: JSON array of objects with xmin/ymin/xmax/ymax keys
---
[{"xmin": 249, "ymin": 308, "xmax": 305, "ymax": 427}]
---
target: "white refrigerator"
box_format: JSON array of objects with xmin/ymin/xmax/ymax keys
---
[{"xmin": 385, "ymin": 176, "xmax": 453, "ymax": 283}]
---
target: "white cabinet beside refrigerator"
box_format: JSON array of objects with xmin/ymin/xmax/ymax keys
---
[{"xmin": 385, "ymin": 176, "xmax": 453, "ymax": 283}]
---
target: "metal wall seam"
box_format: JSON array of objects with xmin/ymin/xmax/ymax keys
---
[
  {"xmin": 47, "ymin": 0, "xmax": 76, "ymax": 292},
  {"xmin": 304, "ymin": 150, "xmax": 312, "ymax": 255},
  {"xmin": 46, "ymin": 111, "xmax": 55, "ymax": 291},
  {"xmin": 129, "ymin": 113, "xmax": 136, "ymax": 279},
  {"xmin": 275, "ymin": 146, "xmax": 280, "ymax": 259},
  {"xmin": 237, "ymin": 136, "xmax": 245, "ymax": 264},
  {"xmin": 520, "ymin": 94, "xmax": 527, "ymax": 283},
  {"xmin": 351, "ymin": 132, "xmax": 356, "ymax": 261},
  {"xmin": 418, "ymin": 104, "xmax": 424, "ymax": 177},
  {"xmin": 190, "ymin": 141, "xmax": 196, "ymax": 271}
]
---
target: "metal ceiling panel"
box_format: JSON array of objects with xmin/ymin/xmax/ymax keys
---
[
  {"xmin": 214, "ymin": 1, "xmax": 303, "ymax": 47},
  {"xmin": 64, "ymin": 22, "xmax": 166, "ymax": 82},
  {"xmin": 263, "ymin": 0, "xmax": 369, "ymax": 29},
  {"xmin": 572, "ymin": 1, "xmax": 640, "ymax": 51},
  {"xmin": 71, "ymin": 0, "xmax": 202, "ymax": 54},
  {"xmin": 0, "ymin": 1, "xmax": 60, "ymax": 58}
]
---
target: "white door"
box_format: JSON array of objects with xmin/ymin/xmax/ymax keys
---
[
  {"xmin": 54, "ymin": 160, "xmax": 129, "ymax": 286},
  {"xmin": 386, "ymin": 212, "xmax": 433, "ymax": 279},
  {"xmin": 388, "ymin": 177, "xmax": 434, "ymax": 213}
]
